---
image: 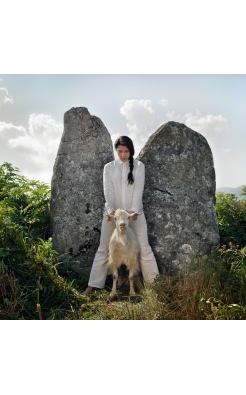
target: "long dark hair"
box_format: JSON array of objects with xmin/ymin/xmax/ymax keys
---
[{"xmin": 114, "ymin": 136, "xmax": 135, "ymax": 185}]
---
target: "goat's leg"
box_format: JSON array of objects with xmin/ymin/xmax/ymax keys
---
[
  {"xmin": 117, "ymin": 266, "xmax": 123, "ymax": 287},
  {"xmin": 129, "ymin": 269, "xmax": 135, "ymax": 295},
  {"xmin": 111, "ymin": 267, "xmax": 118, "ymax": 296}
]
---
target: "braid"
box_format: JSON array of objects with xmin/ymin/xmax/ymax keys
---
[
  {"xmin": 114, "ymin": 136, "xmax": 135, "ymax": 185},
  {"xmin": 128, "ymin": 156, "xmax": 134, "ymax": 185}
]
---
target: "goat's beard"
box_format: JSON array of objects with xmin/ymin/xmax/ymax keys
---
[{"xmin": 119, "ymin": 225, "xmax": 126, "ymax": 233}]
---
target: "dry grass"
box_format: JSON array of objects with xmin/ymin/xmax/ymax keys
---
[
  {"xmin": 2, "ymin": 246, "xmax": 246, "ymax": 320},
  {"xmin": 80, "ymin": 248, "xmax": 246, "ymax": 320}
]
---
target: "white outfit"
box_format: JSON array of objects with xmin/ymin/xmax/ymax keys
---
[{"xmin": 88, "ymin": 158, "xmax": 159, "ymax": 288}]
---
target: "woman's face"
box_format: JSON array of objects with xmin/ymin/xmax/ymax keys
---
[{"xmin": 116, "ymin": 145, "xmax": 130, "ymax": 162}]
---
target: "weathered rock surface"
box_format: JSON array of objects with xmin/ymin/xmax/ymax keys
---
[
  {"xmin": 50, "ymin": 107, "xmax": 114, "ymax": 276},
  {"xmin": 137, "ymin": 121, "xmax": 220, "ymax": 272}
]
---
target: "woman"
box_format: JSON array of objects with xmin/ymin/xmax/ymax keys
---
[{"xmin": 83, "ymin": 136, "xmax": 159, "ymax": 295}]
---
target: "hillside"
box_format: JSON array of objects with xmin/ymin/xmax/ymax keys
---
[{"xmin": 216, "ymin": 185, "xmax": 245, "ymax": 200}]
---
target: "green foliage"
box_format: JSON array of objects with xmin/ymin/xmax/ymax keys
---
[
  {"xmin": 0, "ymin": 163, "xmax": 86, "ymax": 319},
  {"xmin": 0, "ymin": 162, "xmax": 51, "ymax": 239},
  {"xmin": 241, "ymin": 186, "xmax": 246, "ymax": 197},
  {"xmin": 0, "ymin": 237, "xmax": 86, "ymax": 319},
  {"xmin": 215, "ymin": 191, "xmax": 246, "ymax": 247}
]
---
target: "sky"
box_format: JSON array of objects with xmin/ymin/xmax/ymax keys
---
[{"xmin": 0, "ymin": 74, "xmax": 245, "ymax": 189}]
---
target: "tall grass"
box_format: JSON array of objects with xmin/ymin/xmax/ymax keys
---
[
  {"xmin": 1, "ymin": 239, "xmax": 246, "ymax": 319},
  {"xmin": 0, "ymin": 237, "xmax": 87, "ymax": 319},
  {"xmin": 79, "ymin": 246, "xmax": 246, "ymax": 320}
]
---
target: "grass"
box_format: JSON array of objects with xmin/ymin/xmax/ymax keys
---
[
  {"xmin": 1, "ymin": 240, "xmax": 246, "ymax": 320},
  {"xmin": 78, "ymin": 245, "xmax": 246, "ymax": 320}
]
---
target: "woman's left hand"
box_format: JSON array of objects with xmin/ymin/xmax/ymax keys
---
[{"xmin": 129, "ymin": 211, "xmax": 138, "ymax": 221}]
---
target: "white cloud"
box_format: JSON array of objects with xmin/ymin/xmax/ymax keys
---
[
  {"xmin": 28, "ymin": 113, "xmax": 62, "ymax": 138},
  {"xmin": 0, "ymin": 122, "xmax": 27, "ymax": 139},
  {"xmin": 165, "ymin": 110, "xmax": 184, "ymax": 122},
  {"xmin": 166, "ymin": 110, "xmax": 176, "ymax": 120},
  {"xmin": 120, "ymin": 99, "xmax": 155, "ymax": 134},
  {"xmin": 184, "ymin": 113, "xmax": 228, "ymax": 145},
  {"xmin": 119, "ymin": 99, "xmax": 156, "ymax": 157},
  {"xmin": 159, "ymin": 98, "xmax": 168, "ymax": 108},
  {"xmin": 0, "ymin": 86, "xmax": 14, "ymax": 104},
  {"xmin": 0, "ymin": 114, "xmax": 62, "ymax": 184},
  {"xmin": 119, "ymin": 100, "xmax": 230, "ymax": 174},
  {"xmin": 161, "ymin": 107, "xmax": 228, "ymax": 147}
]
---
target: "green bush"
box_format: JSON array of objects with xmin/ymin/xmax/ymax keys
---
[
  {"xmin": 0, "ymin": 163, "xmax": 86, "ymax": 319},
  {"xmin": 215, "ymin": 191, "xmax": 246, "ymax": 247},
  {"xmin": 0, "ymin": 162, "xmax": 51, "ymax": 239}
]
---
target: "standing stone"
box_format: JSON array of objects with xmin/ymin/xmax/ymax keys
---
[
  {"xmin": 50, "ymin": 107, "xmax": 114, "ymax": 276},
  {"xmin": 137, "ymin": 121, "xmax": 220, "ymax": 273}
]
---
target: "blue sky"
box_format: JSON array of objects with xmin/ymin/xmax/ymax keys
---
[{"xmin": 0, "ymin": 74, "xmax": 245, "ymax": 188}]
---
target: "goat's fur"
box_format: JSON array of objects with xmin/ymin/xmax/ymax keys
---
[{"xmin": 107, "ymin": 209, "xmax": 140, "ymax": 295}]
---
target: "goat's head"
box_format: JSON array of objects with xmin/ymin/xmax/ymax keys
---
[{"xmin": 107, "ymin": 209, "xmax": 135, "ymax": 233}]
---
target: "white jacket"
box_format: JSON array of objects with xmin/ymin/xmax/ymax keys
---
[{"xmin": 103, "ymin": 158, "xmax": 145, "ymax": 214}]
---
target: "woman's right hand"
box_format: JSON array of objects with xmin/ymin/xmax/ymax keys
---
[{"xmin": 107, "ymin": 211, "xmax": 115, "ymax": 222}]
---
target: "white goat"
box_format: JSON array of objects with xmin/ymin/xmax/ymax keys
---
[{"xmin": 107, "ymin": 209, "xmax": 140, "ymax": 296}]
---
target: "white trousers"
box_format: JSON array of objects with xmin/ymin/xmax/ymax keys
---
[{"xmin": 88, "ymin": 213, "xmax": 159, "ymax": 288}]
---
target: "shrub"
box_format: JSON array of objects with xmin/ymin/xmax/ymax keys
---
[
  {"xmin": 215, "ymin": 191, "xmax": 246, "ymax": 247},
  {"xmin": 0, "ymin": 163, "xmax": 86, "ymax": 319},
  {"xmin": 0, "ymin": 162, "xmax": 51, "ymax": 239}
]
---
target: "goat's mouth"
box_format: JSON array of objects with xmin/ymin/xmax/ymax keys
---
[{"xmin": 119, "ymin": 225, "xmax": 126, "ymax": 232}]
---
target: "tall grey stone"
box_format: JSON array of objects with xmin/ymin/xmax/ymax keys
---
[
  {"xmin": 137, "ymin": 121, "xmax": 220, "ymax": 272},
  {"xmin": 50, "ymin": 107, "xmax": 114, "ymax": 276}
]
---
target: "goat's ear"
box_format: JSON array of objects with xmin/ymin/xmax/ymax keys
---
[{"xmin": 106, "ymin": 214, "xmax": 115, "ymax": 221}]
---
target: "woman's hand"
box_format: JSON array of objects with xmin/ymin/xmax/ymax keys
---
[
  {"xmin": 129, "ymin": 211, "xmax": 138, "ymax": 221},
  {"xmin": 106, "ymin": 211, "xmax": 115, "ymax": 222}
]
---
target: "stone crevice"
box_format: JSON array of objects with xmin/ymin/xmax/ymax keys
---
[{"xmin": 153, "ymin": 187, "xmax": 173, "ymax": 196}]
